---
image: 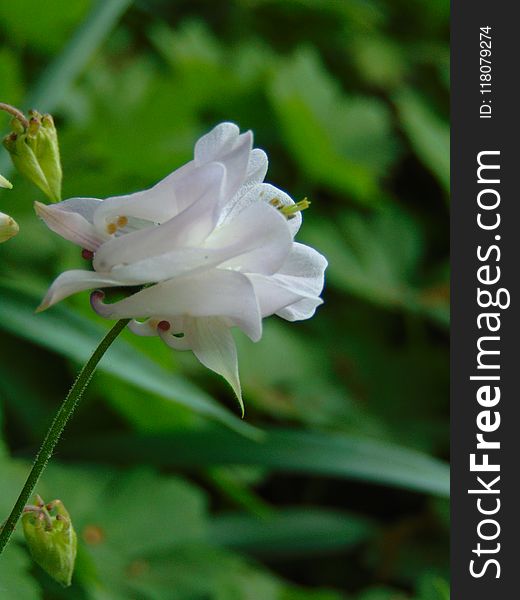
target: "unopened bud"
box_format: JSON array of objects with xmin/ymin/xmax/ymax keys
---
[
  {"xmin": 22, "ymin": 495, "xmax": 77, "ymax": 587},
  {"xmin": 0, "ymin": 173, "xmax": 12, "ymax": 189},
  {"xmin": 2, "ymin": 106, "xmax": 62, "ymax": 202},
  {"xmin": 0, "ymin": 211, "xmax": 19, "ymax": 243}
]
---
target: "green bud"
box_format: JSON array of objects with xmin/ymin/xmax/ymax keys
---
[
  {"xmin": 0, "ymin": 211, "xmax": 19, "ymax": 243},
  {"xmin": 22, "ymin": 496, "xmax": 77, "ymax": 587},
  {"xmin": 2, "ymin": 109, "xmax": 62, "ymax": 202},
  {"xmin": 0, "ymin": 173, "xmax": 12, "ymax": 189}
]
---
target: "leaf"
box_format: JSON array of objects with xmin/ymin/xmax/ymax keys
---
[
  {"xmin": 417, "ymin": 575, "xmax": 450, "ymax": 600},
  {"xmin": 0, "ymin": 0, "xmax": 132, "ymax": 176},
  {"xmin": 210, "ymin": 508, "xmax": 374, "ymax": 557},
  {"xmin": 0, "ymin": 280, "xmax": 257, "ymax": 436},
  {"xmin": 269, "ymin": 48, "xmax": 400, "ymax": 205},
  {"xmin": 394, "ymin": 88, "xmax": 449, "ymax": 193},
  {"xmin": 0, "ymin": 543, "xmax": 42, "ymax": 600},
  {"xmin": 302, "ymin": 206, "xmax": 449, "ymax": 325},
  {"xmin": 62, "ymin": 428, "xmax": 450, "ymax": 497}
]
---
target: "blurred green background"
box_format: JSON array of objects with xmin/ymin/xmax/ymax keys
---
[{"xmin": 0, "ymin": 0, "xmax": 449, "ymax": 598}]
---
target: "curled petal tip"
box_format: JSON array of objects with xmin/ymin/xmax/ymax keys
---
[{"xmin": 90, "ymin": 290, "xmax": 106, "ymax": 314}]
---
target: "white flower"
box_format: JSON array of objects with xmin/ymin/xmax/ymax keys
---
[{"xmin": 36, "ymin": 123, "xmax": 327, "ymax": 412}]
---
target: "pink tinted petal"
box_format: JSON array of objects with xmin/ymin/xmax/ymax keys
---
[
  {"xmin": 35, "ymin": 201, "xmax": 106, "ymax": 251},
  {"xmin": 37, "ymin": 269, "xmax": 125, "ymax": 312}
]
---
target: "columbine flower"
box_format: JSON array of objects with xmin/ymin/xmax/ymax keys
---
[{"xmin": 35, "ymin": 123, "xmax": 327, "ymax": 412}]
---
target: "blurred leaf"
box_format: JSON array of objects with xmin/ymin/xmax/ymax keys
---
[
  {"xmin": 0, "ymin": 280, "xmax": 257, "ymax": 436},
  {"xmin": 62, "ymin": 428, "xmax": 450, "ymax": 497},
  {"xmin": 303, "ymin": 206, "xmax": 449, "ymax": 325},
  {"xmin": 0, "ymin": 49, "xmax": 24, "ymax": 108},
  {"xmin": 394, "ymin": 89, "xmax": 449, "ymax": 193},
  {"xmin": 0, "ymin": 0, "xmax": 132, "ymax": 176},
  {"xmin": 0, "ymin": 543, "xmax": 41, "ymax": 600},
  {"xmin": 0, "ymin": 0, "xmax": 90, "ymax": 54},
  {"xmin": 210, "ymin": 508, "xmax": 374, "ymax": 558},
  {"xmin": 417, "ymin": 575, "xmax": 449, "ymax": 600},
  {"xmin": 269, "ymin": 48, "xmax": 400, "ymax": 205}
]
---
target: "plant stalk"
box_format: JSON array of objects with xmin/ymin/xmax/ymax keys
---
[{"xmin": 0, "ymin": 318, "xmax": 129, "ymax": 555}]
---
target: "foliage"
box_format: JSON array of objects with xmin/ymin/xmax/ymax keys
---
[{"xmin": 0, "ymin": 0, "xmax": 449, "ymax": 598}]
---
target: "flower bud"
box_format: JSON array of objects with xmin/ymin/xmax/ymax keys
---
[
  {"xmin": 0, "ymin": 173, "xmax": 12, "ymax": 189},
  {"xmin": 0, "ymin": 211, "xmax": 19, "ymax": 243},
  {"xmin": 22, "ymin": 496, "xmax": 77, "ymax": 587},
  {"xmin": 3, "ymin": 109, "xmax": 62, "ymax": 202}
]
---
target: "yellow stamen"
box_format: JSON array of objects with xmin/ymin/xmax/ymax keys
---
[
  {"xmin": 106, "ymin": 222, "xmax": 117, "ymax": 235},
  {"xmin": 279, "ymin": 198, "xmax": 311, "ymax": 219},
  {"xmin": 117, "ymin": 215, "xmax": 128, "ymax": 228}
]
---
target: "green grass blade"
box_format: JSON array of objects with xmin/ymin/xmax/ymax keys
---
[{"xmin": 61, "ymin": 428, "xmax": 450, "ymax": 497}]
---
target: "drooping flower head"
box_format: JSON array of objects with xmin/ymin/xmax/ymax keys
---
[{"xmin": 36, "ymin": 123, "xmax": 327, "ymax": 413}]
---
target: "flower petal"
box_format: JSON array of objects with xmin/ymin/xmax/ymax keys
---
[
  {"xmin": 207, "ymin": 201, "xmax": 293, "ymax": 275},
  {"xmin": 55, "ymin": 197, "xmax": 102, "ymax": 223},
  {"xmin": 246, "ymin": 243, "xmax": 327, "ymax": 320},
  {"xmin": 217, "ymin": 131, "xmax": 253, "ymax": 200},
  {"xmin": 92, "ymin": 158, "xmax": 224, "ymax": 229},
  {"xmin": 244, "ymin": 148, "xmax": 268, "ymax": 187},
  {"xmin": 219, "ymin": 183, "xmax": 302, "ymax": 237},
  {"xmin": 186, "ymin": 316, "xmax": 243, "ymax": 416},
  {"xmin": 194, "ymin": 122, "xmax": 240, "ymax": 163},
  {"xmin": 106, "ymin": 201, "xmax": 292, "ymax": 284},
  {"xmin": 90, "ymin": 269, "xmax": 262, "ymax": 341},
  {"xmin": 35, "ymin": 201, "xmax": 106, "ymax": 251},
  {"xmin": 92, "ymin": 162, "xmax": 226, "ymax": 273},
  {"xmin": 37, "ymin": 269, "xmax": 126, "ymax": 312}
]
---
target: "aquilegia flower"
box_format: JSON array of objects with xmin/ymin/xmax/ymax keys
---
[{"xmin": 36, "ymin": 123, "xmax": 327, "ymax": 411}]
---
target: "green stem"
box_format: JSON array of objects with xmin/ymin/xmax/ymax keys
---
[{"xmin": 0, "ymin": 318, "xmax": 129, "ymax": 555}]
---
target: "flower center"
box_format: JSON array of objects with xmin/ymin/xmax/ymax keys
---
[{"xmin": 106, "ymin": 215, "xmax": 129, "ymax": 235}]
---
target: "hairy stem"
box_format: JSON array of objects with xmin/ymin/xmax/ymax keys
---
[
  {"xmin": 0, "ymin": 103, "xmax": 29, "ymax": 129},
  {"xmin": 0, "ymin": 318, "xmax": 129, "ymax": 555}
]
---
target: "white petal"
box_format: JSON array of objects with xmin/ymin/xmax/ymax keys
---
[
  {"xmin": 207, "ymin": 201, "xmax": 292, "ymax": 275},
  {"xmin": 92, "ymin": 162, "xmax": 226, "ymax": 273},
  {"xmin": 277, "ymin": 297, "xmax": 324, "ymax": 321},
  {"xmin": 194, "ymin": 122, "xmax": 240, "ymax": 163},
  {"xmin": 35, "ymin": 201, "xmax": 106, "ymax": 251},
  {"xmin": 56, "ymin": 197, "xmax": 102, "ymax": 223},
  {"xmin": 246, "ymin": 243, "xmax": 327, "ymax": 320},
  {"xmin": 37, "ymin": 269, "xmax": 126, "ymax": 312},
  {"xmin": 186, "ymin": 317, "xmax": 243, "ymax": 415},
  {"xmin": 99, "ymin": 194, "xmax": 292, "ymax": 284},
  {"xmin": 244, "ymin": 148, "xmax": 268, "ymax": 186},
  {"xmin": 219, "ymin": 183, "xmax": 302, "ymax": 237},
  {"xmin": 92, "ymin": 159, "xmax": 223, "ymax": 228},
  {"xmin": 278, "ymin": 242, "xmax": 328, "ymax": 293},
  {"xmin": 90, "ymin": 269, "xmax": 262, "ymax": 341},
  {"xmin": 217, "ymin": 131, "xmax": 253, "ymax": 200}
]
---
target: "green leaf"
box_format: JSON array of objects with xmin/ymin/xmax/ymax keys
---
[
  {"xmin": 0, "ymin": 543, "xmax": 42, "ymax": 600},
  {"xmin": 417, "ymin": 575, "xmax": 450, "ymax": 600},
  {"xmin": 394, "ymin": 88, "xmax": 449, "ymax": 193},
  {"xmin": 269, "ymin": 48, "xmax": 400, "ymax": 205},
  {"xmin": 210, "ymin": 508, "xmax": 374, "ymax": 557},
  {"xmin": 0, "ymin": 0, "xmax": 132, "ymax": 176},
  {"xmin": 62, "ymin": 428, "xmax": 450, "ymax": 497},
  {"xmin": 302, "ymin": 206, "xmax": 449, "ymax": 325},
  {"xmin": 0, "ymin": 280, "xmax": 257, "ymax": 436}
]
